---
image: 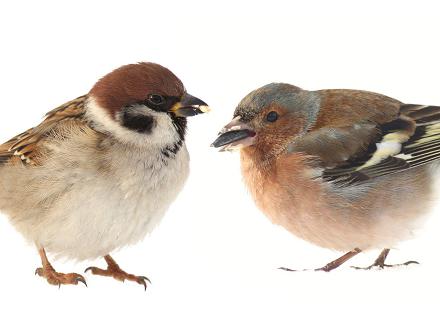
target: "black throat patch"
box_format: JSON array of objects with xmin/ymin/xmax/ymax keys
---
[
  {"xmin": 161, "ymin": 114, "xmax": 187, "ymax": 159},
  {"xmin": 169, "ymin": 114, "xmax": 187, "ymax": 141},
  {"xmin": 122, "ymin": 111, "xmax": 155, "ymax": 133}
]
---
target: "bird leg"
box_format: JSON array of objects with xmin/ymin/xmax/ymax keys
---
[
  {"xmin": 352, "ymin": 248, "xmax": 419, "ymax": 270},
  {"xmin": 315, "ymin": 248, "xmax": 362, "ymax": 272},
  {"xmin": 85, "ymin": 255, "xmax": 150, "ymax": 290},
  {"xmin": 35, "ymin": 248, "xmax": 87, "ymax": 287},
  {"xmin": 280, "ymin": 248, "xmax": 362, "ymax": 272}
]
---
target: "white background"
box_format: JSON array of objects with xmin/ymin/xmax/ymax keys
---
[{"xmin": 0, "ymin": 0, "xmax": 439, "ymax": 329}]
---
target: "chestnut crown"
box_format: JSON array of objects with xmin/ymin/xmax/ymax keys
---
[{"xmin": 90, "ymin": 62, "xmax": 185, "ymax": 117}]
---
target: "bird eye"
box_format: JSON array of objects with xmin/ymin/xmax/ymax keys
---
[
  {"xmin": 266, "ymin": 111, "xmax": 278, "ymax": 122},
  {"xmin": 147, "ymin": 94, "xmax": 165, "ymax": 105}
]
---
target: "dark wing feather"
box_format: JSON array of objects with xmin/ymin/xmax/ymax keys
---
[
  {"xmin": 289, "ymin": 123, "xmax": 380, "ymax": 168},
  {"xmin": 290, "ymin": 103, "xmax": 440, "ymax": 186},
  {"xmin": 0, "ymin": 95, "xmax": 88, "ymax": 165}
]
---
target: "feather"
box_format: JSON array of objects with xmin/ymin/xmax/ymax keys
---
[
  {"xmin": 0, "ymin": 95, "xmax": 89, "ymax": 165},
  {"xmin": 289, "ymin": 102, "xmax": 440, "ymax": 186}
]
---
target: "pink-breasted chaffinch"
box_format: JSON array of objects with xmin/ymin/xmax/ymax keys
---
[{"xmin": 212, "ymin": 83, "xmax": 440, "ymax": 271}]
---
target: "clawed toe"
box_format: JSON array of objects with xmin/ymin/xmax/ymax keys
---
[
  {"xmin": 35, "ymin": 248, "xmax": 87, "ymax": 287},
  {"xmin": 35, "ymin": 267, "xmax": 43, "ymax": 276},
  {"xmin": 278, "ymin": 267, "xmax": 297, "ymax": 272},
  {"xmin": 350, "ymin": 249, "xmax": 419, "ymax": 271},
  {"xmin": 35, "ymin": 267, "xmax": 87, "ymax": 287},
  {"xmin": 85, "ymin": 255, "xmax": 150, "ymax": 290},
  {"xmin": 401, "ymin": 260, "xmax": 419, "ymax": 266},
  {"xmin": 85, "ymin": 266, "xmax": 150, "ymax": 290},
  {"xmin": 135, "ymin": 276, "xmax": 150, "ymax": 291},
  {"xmin": 76, "ymin": 276, "xmax": 87, "ymax": 287},
  {"xmin": 84, "ymin": 266, "xmax": 100, "ymax": 274},
  {"xmin": 352, "ymin": 260, "xmax": 420, "ymax": 270},
  {"xmin": 137, "ymin": 276, "xmax": 151, "ymax": 290}
]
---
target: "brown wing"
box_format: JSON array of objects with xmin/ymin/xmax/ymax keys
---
[
  {"xmin": 289, "ymin": 91, "xmax": 440, "ymax": 185},
  {"xmin": 0, "ymin": 95, "xmax": 88, "ymax": 165}
]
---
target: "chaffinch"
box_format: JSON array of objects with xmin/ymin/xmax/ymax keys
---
[{"xmin": 212, "ymin": 83, "xmax": 439, "ymax": 271}]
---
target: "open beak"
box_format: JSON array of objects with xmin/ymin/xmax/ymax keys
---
[
  {"xmin": 171, "ymin": 93, "xmax": 210, "ymax": 117},
  {"xmin": 211, "ymin": 116, "xmax": 256, "ymax": 151}
]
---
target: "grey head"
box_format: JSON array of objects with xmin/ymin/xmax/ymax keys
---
[
  {"xmin": 212, "ymin": 83, "xmax": 321, "ymax": 151},
  {"xmin": 234, "ymin": 83, "xmax": 320, "ymax": 124}
]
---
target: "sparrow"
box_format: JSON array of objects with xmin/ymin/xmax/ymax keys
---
[
  {"xmin": 212, "ymin": 83, "xmax": 440, "ymax": 271},
  {"xmin": 0, "ymin": 62, "xmax": 209, "ymax": 288}
]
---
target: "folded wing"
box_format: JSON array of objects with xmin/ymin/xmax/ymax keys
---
[
  {"xmin": 0, "ymin": 95, "xmax": 89, "ymax": 165},
  {"xmin": 289, "ymin": 102, "xmax": 440, "ymax": 186}
]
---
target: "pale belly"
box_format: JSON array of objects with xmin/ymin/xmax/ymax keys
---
[{"xmin": 11, "ymin": 147, "xmax": 190, "ymax": 261}]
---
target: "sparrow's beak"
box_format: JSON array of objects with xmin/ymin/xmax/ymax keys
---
[
  {"xmin": 211, "ymin": 116, "xmax": 256, "ymax": 151},
  {"xmin": 171, "ymin": 93, "xmax": 210, "ymax": 117}
]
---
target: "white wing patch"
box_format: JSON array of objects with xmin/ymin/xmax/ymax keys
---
[
  {"xmin": 357, "ymin": 131, "xmax": 410, "ymax": 170},
  {"xmin": 322, "ymin": 104, "xmax": 440, "ymax": 185},
  {"xmin": 394, "ymin": 153, "xmax": 412, "ymax": 160}
]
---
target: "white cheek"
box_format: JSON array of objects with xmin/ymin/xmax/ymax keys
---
[
  {"xmin": 85, "ymin": 96, "xmax": 179, "ymax": 148},
  {"xmin": 148, "ymin": 112, "xmax": 180, "ymax": 146}
]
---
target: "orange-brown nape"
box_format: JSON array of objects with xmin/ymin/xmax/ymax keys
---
[{"xmin": 213, "ymin": 82, "xmax": 440, "ymax": 271}]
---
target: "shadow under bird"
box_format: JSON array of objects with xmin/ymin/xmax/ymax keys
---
[
  {"xmin": 213, "ymin": 83, "xmax": 440, "ymax": 271},
  {"xmin": 0, "ymin": 62, "xmax": 209, "ymax": 288}
]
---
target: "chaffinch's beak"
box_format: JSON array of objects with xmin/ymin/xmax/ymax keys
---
[
  {"xmin": 211, "ymin": 116, "xmax": 256, "ymax": 151},
  {"xmin": 170, "ymin": 93, "xmax": 210, "ymax": 117}
]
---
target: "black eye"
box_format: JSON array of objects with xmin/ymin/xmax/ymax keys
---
[
  {"xmin": 147, "ymin": 94, "xmax": 165, "ymax": 105},
  {"xmin": 266, "ymin": 111, "xmax": 278, "ymax": 122}
]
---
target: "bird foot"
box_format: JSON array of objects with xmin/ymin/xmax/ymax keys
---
[
  {"xmin": 35, "ymin": 267, "xmax": 87, "ymax": 287},
  {"xmin": 279, "ymin": 249, "xmax": 362, "ymax": 273},
  {"xmin": 351, "ymin": 260, "xmax": 419, "ymax": 270},
  {"xmin": 85, "ymin": 263, "xmax": 150, "ymax": 290}
]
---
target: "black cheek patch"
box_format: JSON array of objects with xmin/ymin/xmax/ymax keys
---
[{"xmin": 122, "ymin": 112, "xmax": 155, "ymax": 134}]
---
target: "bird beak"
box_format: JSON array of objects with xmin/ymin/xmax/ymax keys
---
[
  {"xmin": 170, "ymin": 93, "xmax": 210, "ymax": 117},
  {"xmin": 211, "ymin": 116, "xmax": 256, "ymax": 151}
]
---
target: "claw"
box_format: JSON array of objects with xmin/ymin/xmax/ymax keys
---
[
  {"xmin": 84, "ymin": 267, "xmax": 93, "ymax": 273},
  {"xmin": 140, "ymin": 276, "xmax": 151, "ymax": 284},
  {"xmin": 403, "ymin": 261, "xmax": 419, "ymax": 266},
  {"xmin": 278, "ymin": 267, "xmax": 296, "ymax": 272},
  {"xmin": 136, "ymin": 276, "xmax": 150, "ymax": 291},
  {"xmin": 351, "ymin": 265, "xmax": 371, "ymax": 270},
  {"xmin": 77, "ymin": 277, "xmax": 88, "ymax": 287}
]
